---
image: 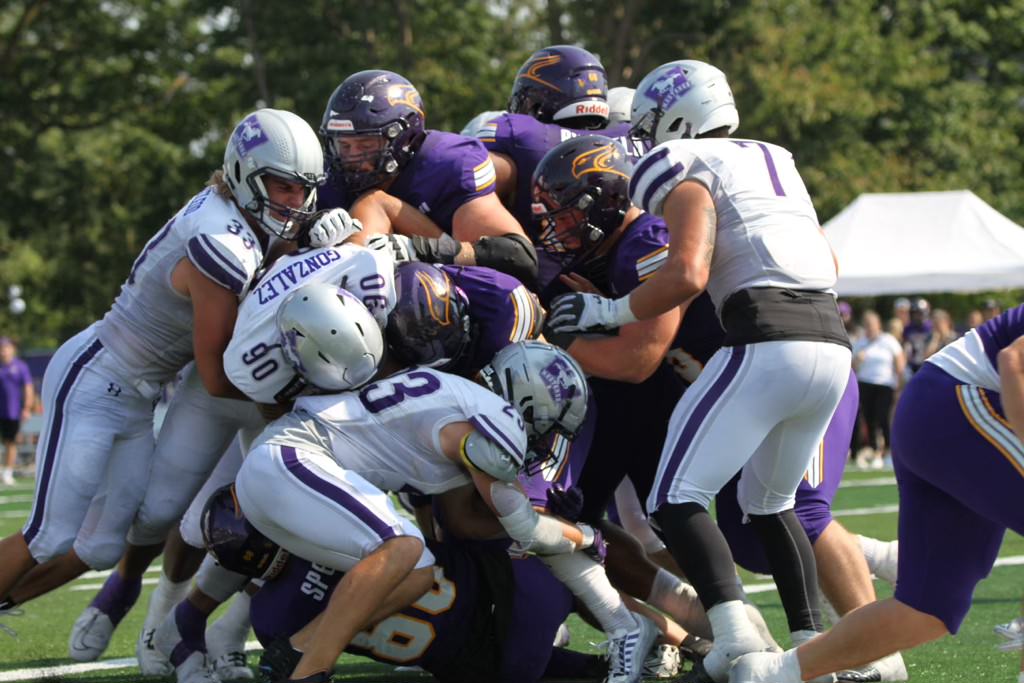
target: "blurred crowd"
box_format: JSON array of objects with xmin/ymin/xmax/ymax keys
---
[{"xmin": 841, "ymin": 297, "xmax": 1002, "ymax": 470}]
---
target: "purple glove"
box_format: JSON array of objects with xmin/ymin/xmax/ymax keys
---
[
  {"xmin": 582, "ymin": 525, "xmax": 607, "ymax": 565},
  {"xmin": 545, "ymin": 484, "xmax": 584, "ymax": 522}
]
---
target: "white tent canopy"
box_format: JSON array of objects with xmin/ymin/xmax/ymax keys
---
[{"xmin": 822, "ymin": 190, "xmax": 1024, "ymax": 296}]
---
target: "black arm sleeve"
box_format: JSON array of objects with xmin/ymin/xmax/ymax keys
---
[{"xmin": 472, "ymin": 233, "xmax": 539, "ymax": 288}]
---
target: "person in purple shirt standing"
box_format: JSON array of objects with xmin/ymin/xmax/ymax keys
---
[
  {"xmin": 0, "ymin": 338, "xmax": 34, "ymax": 486},
  {"xmin": 733, "ymin": 306, "xmax": 1024, "ymax": 682},
  {"xmin": 317, "ymin": 70, "xmax": 537, "ymax": 286}
]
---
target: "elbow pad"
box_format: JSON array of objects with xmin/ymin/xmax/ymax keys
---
[
  {"xmin": 490, "ymin": 481, "xmax": 577, "ymax": 554},
  {"xmin": 409, "ymin": 233, "xmax": 463, "ymax": 264},
  {"xmin": 473, "ymin": 233, "xmax": 538, "ymax": 286}
]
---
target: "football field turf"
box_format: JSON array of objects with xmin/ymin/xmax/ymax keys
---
[{"xmin": 0, "ymin": 469, "xmax": 1021, "ymax": 682}]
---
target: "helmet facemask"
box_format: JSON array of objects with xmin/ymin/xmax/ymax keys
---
[
  {"xmin": 535, "ymin": 190, "xmax": 610, "ymax": 267},
  {"xmin": 242, "ymin": 168, "xmax": 320, "ymax": 240},
  {"xmin": 325, "ymin": 121, "xmax": 410, "ymax": 193}
]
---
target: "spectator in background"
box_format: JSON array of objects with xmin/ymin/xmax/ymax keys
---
[
  {"xmin": 0, "ymin": 338, "xmax": 34, "ymax": 486},
  {"xmin": 838, "ymin": 300, "xmax": 862, "ymax": 344},
  {"xmin": 902, "ymin": 298, "xmax": 932, "ymax": 375},
  {"xmin": 852, "ymin": 311, "xmax": 905, "ymax": 469},
  {"xmin": 964, "ymin": 309, "xmax": 984, "ymax": 332},
  {"xmin": 983, "ymin": 298, "xmax": 1002, "ymax": 321},
  {"xmin": 893, "ymin": 297, "xmax": 911, "ymax": 328},
  {"xmin": 886, "ymin": 316, "xmax": 904, "ymax": 344},
  {"xmin": 924, "ymin": 309, "xmax": 959, "ymax": 358}
]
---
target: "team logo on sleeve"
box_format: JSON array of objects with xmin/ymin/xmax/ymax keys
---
[
  {"xmin": 571, "ymin": 144, "xmax": 629, "ymax": 179},
  {"xmin": 386, "ymin": 85, "xmax": 425, "ymax": 117},
  {"xmin": 539, "ymin": 356, "xmax": 580, "ymax": 403},
  {"xmin": 233, "ymin": 114, "xmax": 268, "ymax": 156},
  {"xmin": 643, "ymin": 65, "xmax": 693, "ymax": 110}
]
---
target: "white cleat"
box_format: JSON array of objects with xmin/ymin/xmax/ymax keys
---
[
  {"xmin": 642, "ymin": 643, "xmax": 681, "ymax": 679},
  {"xmin": 68, "ymin": 606, "xmax": 115, "ymax": 662},
  {"xmin": 837, "ymin": 651, "xmax": 908, "ymax": 681},
  {"xmin": 209, "ymin": 650, "xmax": 254, "ymax": 682},
  {"xmin": 604, "ymin": 613, "xmax": 660, "ymax": 683},
  {"xmin": 872, "ymin": 541, "xmax": 899, "ymax": 585},
  {"xmin": 137, "ymin": 627, "xmax": 173, "ymax": 676},
  {"xmin": 995, "ymin": 616, "xmax": 1024, "ymax": 651},
  {"xmin": 729, "ymin": 651, "xmax": 803, "ymax": 683},
  {"xmin": 171, "ymin": 650, "xmax": 219, "ymax": 683},
  {"xmin": 553, "ymin": 622, "xmax": 571, "ymax": 647}
]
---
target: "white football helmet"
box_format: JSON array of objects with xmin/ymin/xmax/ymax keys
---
[
  {"xmin": 606, "ymin": 87, "xmax": 636, "ymax": 126},
  {"xmin": 460, "ymin": 110, "xmax": 505, "ymax": 137},
  {"xmin": 630, "ymin": 60, "xmax": 739, "ymax": 146},
  {"xmin": 223, "ymin": 108, "xmax": 325, "ymax": 240},
  {"xmin": 277, "ymin": 282, "xmax": 384, "ymax": 392},
  {"xmin": 480, "ymin": 341, "xmax": 589, "ymax": 457}
]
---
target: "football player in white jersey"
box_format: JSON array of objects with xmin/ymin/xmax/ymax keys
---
[
  {"xmin": 151, "ymin": 284, "xmax": 595, "ymax": 683},
  {"xmin": 548, "ymin": 60, "xmax": 852, "ymax": 682},
  {"xmin": 0, "ymin": 110, "xmax": 327, "ymax": 631}
]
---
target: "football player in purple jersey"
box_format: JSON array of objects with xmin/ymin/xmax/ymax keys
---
[
  {"xmin": 472, "ymin": 45, "xmax": 646, "ymax": 289},
  {"xmin": 317, "ymin": 70, "xmax": 538, "ymax": 286},
  {"xmin": 733, "ymin": 308, "xmax": 1024, "ymax": 682}
]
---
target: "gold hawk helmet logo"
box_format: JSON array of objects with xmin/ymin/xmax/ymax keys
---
[
  {"xmin": 571, "ymin": 145, "xmax": 629, "ymax": 179},
  {"xmin": 522, "ymin": 54, "xmax": 563, "ymax": 92},
  {"xmin": 386, "ymin": 84, "xmax": 424, "ymax": 117},
  {"xmin": 415, "ymin": 271, "xmax": 454, "ymax": 325}
]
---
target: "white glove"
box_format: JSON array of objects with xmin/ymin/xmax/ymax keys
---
[
  {"xmin": 547, "ymin": 292, "xmax": 637, "ymax": 333},
  {"xmin": 365, "ymin": 233, "xmax": 418, "ymax": 264},
  {"xmin": 308, "ymin": 208, "xmax": 362, "ymax": 247}
]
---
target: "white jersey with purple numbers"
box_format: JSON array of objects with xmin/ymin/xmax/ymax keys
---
[
  {"xmin": 97, "ymin": 187, "xmax": 264, "ymax": 387},
  {"xmin": 628, "ymin": 138, "xmax": 837, "ymax": 311},
  {"xmin": 254, "ymin": 368, "xmax": 527, "ymax": 495},
  {"xmin": 225, "ymin": 244, "xmax": 396, "ymax": 404}
]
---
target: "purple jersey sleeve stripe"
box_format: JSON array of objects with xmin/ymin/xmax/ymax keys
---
[
  {"xmin": 199, "ymin": 233, "xmax": 249, "ymax": 281},
  {"xmin": 640, "ymin": 162, "xmax": 686, "ymax": 214},
  {"xmin": 279, "ymin": 445, "xmax": 398, "ymax": 542},
  {"xmin": 653, "ymin": 345, "xmax": 746, "ymax": 510},
  {"xmin": 470, "ymin": 414, "xmax": 525, "ymax": 461},
  {"xmin": 23, "ymin": 339, "xmax": 104, "ymax": 544},
  {"xmin": 187, "ymin": 237, "xmax": 245, "ymax": 295},
  {"xmin": 629, "ymin": 147, "xmax": 670, "ymax": 200}
]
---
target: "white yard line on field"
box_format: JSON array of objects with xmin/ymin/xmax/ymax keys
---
[{"xmin": 0, "ymin": 642, "xmax": 264, "ymax": 681}]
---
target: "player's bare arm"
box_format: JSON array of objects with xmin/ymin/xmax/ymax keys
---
[
  {"xmin": 350, "ymin": 189, "xmax": 444, "ymax": 242},
  {"xmin": 998, "ymin": 334, "xmax": 1024, "ymax": 442},
  {"xmin": 488, "ymin": 151, "xmax": 517, "ymax": 204},
  {"xmin": 626, "ymin": 180, "xmax": 714, "ymax": 322},
  {"xmin": 451, "ymin": 192, "xmax": 527, "ymax": 242},
  {"xmin": 173, "ymin": 258, "xmax": 248, "ymax": 400}
]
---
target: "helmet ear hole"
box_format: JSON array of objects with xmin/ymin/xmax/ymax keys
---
[
  {"xmin": 233, "ymin": 161, "xmax": 241, "ymax": 182},
  {"xmin": 666, "ymin": 117, "xmax": 683, "ymax": 133}
]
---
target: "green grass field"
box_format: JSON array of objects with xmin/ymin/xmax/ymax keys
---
[{"xmin": 0, "ymin": 469, "xmax": 1021, "ymax": 682}]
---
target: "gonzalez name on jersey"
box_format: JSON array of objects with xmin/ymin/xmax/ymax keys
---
[{"xmin": 225, "ymin": 243, "xmax": 396, "ymax": 404}]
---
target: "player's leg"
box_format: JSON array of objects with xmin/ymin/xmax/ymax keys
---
[{"xmin": 235, "ymin": 443, "xmax": 435, "ymax": 680}]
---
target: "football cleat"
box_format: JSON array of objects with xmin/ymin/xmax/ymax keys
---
[
  {"xmin": 836, "ymin": 652, "xmax": 908, "ymax": 682},
  {"xmin": 604, "ymin": 613, "xmax": 660, "ymax": 683},
  {"xmin": 210, "ymin": 650, "xmax": 254, "ymax": 682},
  {"xmin": 258, "ymin": 637, "xmax": 303, "ymax": 683},
  {"xmin": 0, "ymin": 605, "xmax": 23, "ymax": 638},
  {"xmin": 68, "ymin": 606, "xmax": 116, "ymax": 662},
  {"xmin": 995, "ymin": 616, "xmax": 1024, "ymax": 651},
  {"xmin": 137, "ymin": 626, "xmax": 174, "ymax": 676},
  {"xmin": 728, "ymin": 651, "xmax": 804, "ymax": 683},
  {"xmin": 643, "ymin": 643, "xmax": 682, "ymax": 679},
  {"xmin": 553, "ymin": 622, "xmax": 571, "ymax": 648}
]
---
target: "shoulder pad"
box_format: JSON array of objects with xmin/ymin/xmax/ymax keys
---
[
  {"xmin": 184, "ymin": 202, "xmax": 263, "ymax": 295},
  {"xmin": 460, "ymin": 429, "xmax": 520, "ymax": 482}
]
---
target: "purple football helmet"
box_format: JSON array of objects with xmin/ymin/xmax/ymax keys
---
[
  {"xmin": 387, "ymin": 263, "xmax": 472, "ymax": 370},
  {"xmin": 200, "ymin": 485, "xmax": 289, "ymax": 580},
  {"xmin": 321, "ymin": 70, "xmax": 427, "ymax": 193},
  {"xmin": 531, "ymin": 134, "xmax": 631, "ymax": 265},
  {"xmin": 508, "ymin": 45, "xmax": 609, "ymax": 128}
]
